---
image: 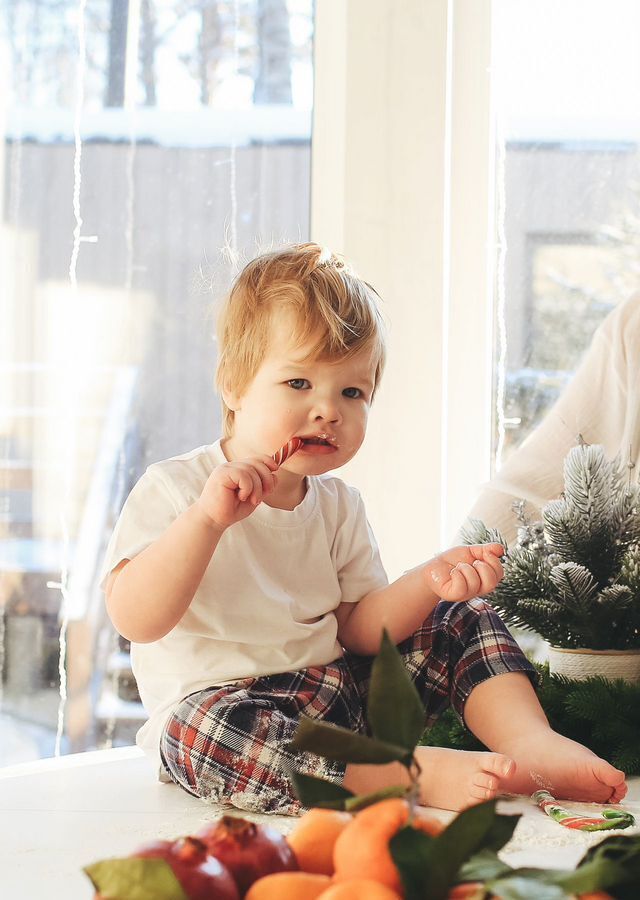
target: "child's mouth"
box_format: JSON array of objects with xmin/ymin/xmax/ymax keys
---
[{"xmin": 300, "ymin": 435, "xmax": 338, "ymax": 454}]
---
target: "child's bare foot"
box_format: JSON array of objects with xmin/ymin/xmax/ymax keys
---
[
  {"xmin": 498, "ymin": 731, "xmax": 627, "ymax": 803},
  {"xmin": 415, "ymin": 746, "xmax": 516, "ymax": 811}
]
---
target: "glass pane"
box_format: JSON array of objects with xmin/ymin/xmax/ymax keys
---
[
  {"xmin": 1, "ymin": 0, "xmax": 313, "ymax": 764},
  {"xmin": 492, "ymin": 0, "xmax": 640, "ymax": 462}
]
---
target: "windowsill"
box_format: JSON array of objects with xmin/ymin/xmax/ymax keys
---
[{"xmin": 1, "ymin": 746, "xmax": 638, "ymax": 898}]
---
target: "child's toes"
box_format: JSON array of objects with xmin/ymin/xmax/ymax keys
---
[
  {"xmin": 607, "ymin": 779, "xmax": 627, "ymax": 803},
  {"xmin": 470, "ymin": 771, "xmax": 499, "ymax": 801},
  {"xmin": 482, "ymin": 752, "xmax": 515, "ymax": 780},
  {"xmin": 595, "ymin": 760, "xmax": 626, "ymax": 790}
]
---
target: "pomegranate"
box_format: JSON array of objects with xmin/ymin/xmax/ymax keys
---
[
  {"xmin": 197, "ymin": 815, "xmax": 298, "ymax": 895},
  {"xmin": 135, "ymin": 836, "xmax": 240, "ymax": 899}
]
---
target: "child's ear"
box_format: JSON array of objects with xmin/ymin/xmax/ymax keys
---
[{"xmin": 221, "ymin": 381, "xmax": 241, "ymax": 412}]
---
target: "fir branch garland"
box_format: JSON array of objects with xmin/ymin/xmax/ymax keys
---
[
  {"xmin": 549, "ymin": 562, "xmax": 598, "ymax": 612},
  {"xmin": 563, "ymin": 444, "xmax": 611, "ymax": 527},
  {"xmin": 619, "ymin": 543, "xmax": 640, "ymax": 595},
  {"xmin": 543, "ymin": 499, "xmax": 592, "ymax": 568},
  {"xmin": 459, "ymin": 518, "xmax": 505, "ymax": 548},
  {"xmin": 465, "ymin": 443, "xmax": 640, "ymax": 649},
  {"xmin": 420, "ymin": 664, "xmax": 640, "ymax": 775}
]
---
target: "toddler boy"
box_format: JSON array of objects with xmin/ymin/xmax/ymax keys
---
[{"xmin": 103, "ymin": 244, "xmax": 626, "ymax": 814}]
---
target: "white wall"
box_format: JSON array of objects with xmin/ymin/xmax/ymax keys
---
[{"xmin": 311, "ymin": 0, "xmax": 495, "ymax": 578}]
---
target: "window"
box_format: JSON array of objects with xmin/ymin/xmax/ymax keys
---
[
  {"xmin": 5, "ymin": 0, "xmax": 634, "ymax": 767},
  {"xmin": 310, "ymin": 2, "xmax": 640, "ymax": 565},
  {"xmin": 1, "ymin": 0, "xmax": 313, "ymax": 764},
  {"xmin": 492, "ymin": 0, "xmax": 640, "ymax": 464}
]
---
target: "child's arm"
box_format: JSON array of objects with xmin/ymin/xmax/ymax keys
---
[
  {"xmin": 105, "ymin": 455, "xmax": 279, "ymax": 643},
  {"xmin": 335, "ymin": 543, "xmax": 504, "ymax": 656}
]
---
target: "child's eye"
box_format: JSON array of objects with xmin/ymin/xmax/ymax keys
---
[
  {"xmin": 287, "ymin": 378, "xmax": 310, "ymax": 390},
  {"xmin": 343, "ymin": 387, "xmax": 362, "ymax": 399}
]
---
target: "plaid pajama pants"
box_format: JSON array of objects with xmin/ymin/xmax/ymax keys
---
[{"xmin": 160, "ymin": 598, "xmax": 537, "ymax": 815}]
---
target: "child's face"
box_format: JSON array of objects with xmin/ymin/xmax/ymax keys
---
[{"xmin": 225, "ymin": 309, "xmax": 378, "ymax": 476}]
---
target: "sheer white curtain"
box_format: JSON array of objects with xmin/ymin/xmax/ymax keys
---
[{"xmin": 0, "ymin": 0, "xmax": 313, "ymax": 764}]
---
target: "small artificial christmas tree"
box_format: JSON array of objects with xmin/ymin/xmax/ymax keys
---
[{"xmin": 463, "ymin": 441, "xmax": 640, "ymax": 650}]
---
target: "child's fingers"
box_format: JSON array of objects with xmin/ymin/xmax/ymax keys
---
[
  {"xmin": 472, "ymin": 560, "xmax": 500, "ymax": 595},
  {"xmin": 466, "ymin": 543, "xmax": 504, "ymax": 585},
  {"xmin": 480, "ymin": 551, "xmax": 504, "ymax": 583},
  {"xmin": 251, "ymin": 460, "xmax": 279, "ymax": 495},
  {"xmin": 469, "ymin": 542, "xmax": 504, "ymax": 560},
  {"xmin": 257, "ymin": 454, "xmax": 280, "ymax": 472},
  {"xmin": 452, "ymin": 562, "xmax": 482, "ymax": 597},
  {"xmin": 429, "ymin": 559, "xmax": 454, "ymax": 587},
  {"xmin": 432, "ymin": 562, "xmax": 480, "ymax": 601},
  {"xmin": 237, "ymin": 460, "xmax": 284, "ymax": 504},
  {"xmin": 243, "ymin": 456, "xmax": 280, "ymax": 503},
  {"xmin": 443, "ymin": 571, "xmax": 461, "ymax": 600},
  {"xmin": 236, "ymin": 468, "xmax": 261, "ymax": 503},
  {"xmin": 430, "ymin": 564, "xmax": 462, "ymax": 599}
]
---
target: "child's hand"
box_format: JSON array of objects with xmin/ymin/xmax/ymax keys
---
[
  {"xmin": 195, "ymin": 456, "xmax": 279, "ymax": 530},
  {"xmin": 425, "ymin": 543, "xmax": 504, "ymax": 602}
]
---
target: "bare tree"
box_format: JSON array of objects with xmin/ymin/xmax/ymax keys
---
[
  {"xmin": 105, "ymin": 0, "xmax": 129, "ymax": 106},
  {"xmin": 253, "ymin": 0, "xmax": 292, "ymax": 104},
  {"xmin": 197, "ymin": 0, "xmax": 224, "ymax": 105},
  {"xmin": 3, "ymin": 0, "xmax": 81, "ymax": 106},
  {"xmin": 139, "ymin": 0, "xmax": 157, "ymax": 105}
]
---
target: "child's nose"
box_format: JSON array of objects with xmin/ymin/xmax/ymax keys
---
[{"xmin": 311, "ymin": 396, "xmax": 342, "ymax": 424}]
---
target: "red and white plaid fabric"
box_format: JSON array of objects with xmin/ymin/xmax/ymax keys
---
[{"xmin": 160, "ymin": 598, "xmax": 537, "ymax": 815}]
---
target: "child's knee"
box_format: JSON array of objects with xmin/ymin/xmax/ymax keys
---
[
  {"xmin": 161, "ymin": 723, "xmax": 301, "ymax": 813},
  {"xmin": 159, "ymin": 693, "xmax": 304, "ymax": 813}
]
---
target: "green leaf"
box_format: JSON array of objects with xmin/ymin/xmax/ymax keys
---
[
  {"xmin": 389, "ymin": 803, "xmax": 520, "ymax": 900},
  {"xmin": 423, "ymin": 801, "xmax": 520, "ymax": 897},
  {"xmin": 486, "ymin": 874, "xmax": 566, "ymax": 900},
  {"xmin": 83, "ymin": 858, "xmax": 188, "ymax": 900},
  {"xmin": 457, "ymin": 848, "xmax": 512, "ymax": 883},
  {"xmin": 462, "ymin": 834, "xmax": 640, "ymax": 900},
  {"xmin": 289, "ymin": 770, "xmax": 355, "ymax": 809},
  {"xmin": 389, "ymin": 825, "xmax": 435, "ymax": 900},
  {"xmin": 367, "ymin": 629, "xmax": 426, "ymax": 752},
  {"xmin": 469, "ymin": 834, "xmax": 640, "ymax": 898},
  {"xmin": 578, "ymin": 832, "xmax": 640, "ymax": 866},
  {"xmin": 287, "ymin": 714, "xmax": 411, "ymax": 765},
  {"xmin": 289, "ymin": 769, "xmax": 409, "ymax": 811},
  {"xmin": 475, "ymin": 808, "xmax": 521, "ymax": 854},
  {"xmin": 614, "ymin": 887, "xmax": 640, "ymax": 900},
  {"xmin": 343, "ymin": 785, "xmax": 410, "ymax": 811},
  {"xmin": 554, "ymin": 833, "xmax": 640, "ymax": 893}
]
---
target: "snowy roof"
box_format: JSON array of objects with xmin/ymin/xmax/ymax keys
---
[{"xmin": 5, "ymin": 105, "xmax": 312, "ymax": 148}]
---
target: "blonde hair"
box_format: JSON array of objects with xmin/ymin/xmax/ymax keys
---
[{"xmin": 215, "ymin": 243, "xmax": 386, "ymax": 437}]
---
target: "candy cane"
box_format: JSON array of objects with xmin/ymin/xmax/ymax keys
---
[
  {"xmin": 271, "ymin": 437, "xmax": 303, "ymax": 466},
  {"xmin": 532, "ymin": 790, "xmax": 635, "ymax": 832}
]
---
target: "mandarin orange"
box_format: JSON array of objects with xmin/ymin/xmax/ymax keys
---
[
  {"xmin": 245, "ymin": 870, "xmax": 331, "ymax": 899},
  {"xmin": 318, "ymin": 878, "xmax": 402, "ymax": 899},
  {"xmin": 576, "ymin": 894, "xmax": 614, "ymax": 899},
  {"xmin": 332, "ymin": 798, "xmax": 443, "ymax": 894},
  {"xmin": 287, "ymin": 808, "xmax": 353, "ymax": 875}
]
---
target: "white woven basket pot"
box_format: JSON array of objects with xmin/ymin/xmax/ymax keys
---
[{"xmin": 548, "ymin": 646, "xmax": 640, "ymax": 684}]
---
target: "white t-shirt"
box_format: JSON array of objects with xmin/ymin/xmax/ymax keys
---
[
  {"xmin": 100, "ymin": 440, "xmax": 388, "ymax": 775},
  {"xmin": 461, "ymin": 294, "xmax": 640, "ymax": 544}
]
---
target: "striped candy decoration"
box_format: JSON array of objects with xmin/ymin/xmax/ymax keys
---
[
  {"xmin": 271, "ymin": 437, "xmax": 303, "ymax": 466},
  {"xmin": 532, "ymin": 790, "xmax": 635, "ymax": 831}
]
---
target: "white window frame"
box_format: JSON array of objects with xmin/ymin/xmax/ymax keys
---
[{"xmin": 311, "ymin": 0, "xmax": 495, "ymax": 578}]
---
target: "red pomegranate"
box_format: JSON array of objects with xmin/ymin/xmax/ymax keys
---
[
  {"xmin": 197, "ymin": 815, "xmax": 298, "ymax": 895},
  {"xmin": 134, "ymin": 835, "xmax": 240, "ymax": 899}
]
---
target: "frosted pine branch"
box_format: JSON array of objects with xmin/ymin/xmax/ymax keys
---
[{"xmin": 475, "ymin": 443, "xmax": 640, "ymax": 649}]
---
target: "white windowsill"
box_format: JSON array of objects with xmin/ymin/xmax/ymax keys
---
[{"xmin": 1, "ymin": 746, "xmax": 638, "ymax": 898}]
